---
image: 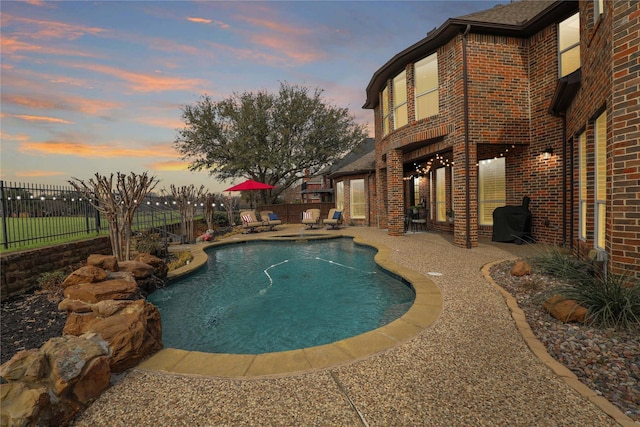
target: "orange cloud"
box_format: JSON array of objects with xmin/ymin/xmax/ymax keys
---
[
  {"xmin": 12, "ymin": 114, "xmax": 74, "ymax": 124},
  {"xmin": 135, "ymin": 115, "xmax": 184, "ymax": 130},
  {"xmin": 239, "ymin": 16, "xmax": 309, "ymax": 36},
  {"xmin": 69, "ymin": 62, "xmax": 207, "ymax": 93},
  {"xmin": 205, "ymin": 41, "xmax": 284, "ymax": 67},
  {"xmin": 0, "ymin": 131, "xmax": 31, "ymax": 142},
  {"xmin": 2, "ymin": 93, "xmax": 121, "ymax": 115},
  {"xmin": 15, "ymin": 170, "xmax": 67, "ymax": 178},
  {"xmin": 20, "ymin": 140, "xmax": 177, "ymax": 159},
  {"xmin": 148, "ymin": 160, "xmax": 191, "ymax": 171},
  {"xmin": 249, "ymin": 34, "xmax": 325, "ymax": 63},
  {"xmin": 2, "ymin": 13, "xmax": 105, "ymax": 40}
]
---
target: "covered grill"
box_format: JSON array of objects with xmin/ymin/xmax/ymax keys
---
[{"xmin": 492, "ymin": 196, "xmax": 533, "ymax": 244}]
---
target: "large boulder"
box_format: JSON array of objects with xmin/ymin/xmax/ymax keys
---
[
  {"xmin": 87, "ymin": 254, "xmax": 119, "ymax": 272},
  {"xmin": 0, "ymin": 333, "xmax": 110, "ymax": 427},
  {"xmin": 118, "ymin": 261, "xmax": 154, "ymax": 280},
  {"xmin": 61, "ymin": 265, "xmax": 108, "ymax": 289},
  {"xmin": 134, "ymin": 253, "xmax": 168, "ymax": 279},
  {"xmin": 62, "ymin": 299, "xmax": 162, "ymax": 373},
  {"xmin": 63, "ymin": 279, "xmax": 142, "ymax": 303},
  {"xmin": 543, "ymin": 294, "xmax": 588, "ymax": 323}
]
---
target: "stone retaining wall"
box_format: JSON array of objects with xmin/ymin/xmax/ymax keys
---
[{"xmin": 1, "ymin": 237, "xmax": 112, "ymax": 301}]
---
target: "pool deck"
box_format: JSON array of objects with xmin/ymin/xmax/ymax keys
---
[{"xmin": 73, "ymin": 225, "xmax": 636, "ymax": 426}]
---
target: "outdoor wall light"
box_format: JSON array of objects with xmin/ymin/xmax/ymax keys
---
[{"xmin": 542, "ymin": 147, "xmax": 553, "ymax": 160}]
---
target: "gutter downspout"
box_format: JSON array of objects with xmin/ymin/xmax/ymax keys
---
[
  {"xmin": 562, "ymin": 114, "xmax": 568, "ymax": 247},
  {"xmin": 462, "ymin": 24, "xmax": 472, "ymax": 249}
]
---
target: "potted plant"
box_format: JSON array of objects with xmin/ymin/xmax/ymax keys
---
[{"xmin": 446, "ymin": 209, "xmax": 454, "ymax": 223}]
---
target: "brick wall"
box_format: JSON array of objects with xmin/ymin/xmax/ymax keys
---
[{"xmin": 1, "ymin": 236, "xmax": 112, "ymax": 301}]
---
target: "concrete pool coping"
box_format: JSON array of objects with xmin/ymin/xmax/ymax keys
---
[{"xmin": 138, "ymin": 226, "xmax": 442, "ymax": 378}]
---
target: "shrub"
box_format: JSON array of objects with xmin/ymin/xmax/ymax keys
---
[
  {"xmin": 167, "ymin": 251, "xmax": 193, "ymax": 271},
  {"xmin": 531, "ymin": 247, "xmax": 640, "ymax": 331},
  {"xmin": 134, "ymin": 231, "xmax": 166, "ymax": 257}
]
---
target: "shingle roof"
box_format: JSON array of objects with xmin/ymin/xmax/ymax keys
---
[
  {"xmin": 456, "ymin": 0, "xmax": 556, "ymax": 26},
  {"xmin": 327, "ymin": 138, "xmax": 376, "ymax": 178}
]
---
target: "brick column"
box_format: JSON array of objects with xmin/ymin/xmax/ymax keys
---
[
  {"xmin": 387, "ymin": 149, "xmax": 405, "ymax": 236},
  {"xmin": 453, "ymin": 142, "xmax": 478, "ymax": 247}
]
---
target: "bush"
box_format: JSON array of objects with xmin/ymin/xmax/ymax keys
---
[
  {"xmin": 531, "ymin": 247, "xmax": 640, "ymax": 330},
  {"xmin": 167, "ymin": 251, "xmax": 193, "ymax": 271},
  {"xmin": 134, "ymin": 231, "xmax": 166, "ymax": 257}
]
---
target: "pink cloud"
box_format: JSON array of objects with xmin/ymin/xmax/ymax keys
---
[
  {"xmin": 15, "ymin": 170, "xmax": 67, "ymax": 178},
  {"xmin": 11, "ymin": 114, "xmax": 74, "ymax": 124},
  {"xmin": 2, "ymin": 93, "xmax": 121, "ymax": 115},
  {"xmin": 2, "ymin": 13, "xmax": 106, "ymax": 41},
  {"xmin": 148, "ymin": 160, "xmax": 191, "ymax": 172},
  {"xmin": 69, "ymin": 62, "xmax": 207, "ymax": 93}
]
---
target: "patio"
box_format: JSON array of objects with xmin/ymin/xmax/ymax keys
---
[{"xmin": 72, "ymin": 226, "xmax": 630, "ymax": 426}]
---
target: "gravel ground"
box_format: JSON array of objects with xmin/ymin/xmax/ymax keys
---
[
  {"xmin": 2, "ymin": 228, "xmax": 637, "ymax": 425},
  {"xmin": 491, "ymin": 260, "xmax": 640, "ymax": 422}
]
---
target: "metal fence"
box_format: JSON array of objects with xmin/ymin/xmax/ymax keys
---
[{"xmin": 0, "ymin": 181, "xmax": 201, "ymax": 251}]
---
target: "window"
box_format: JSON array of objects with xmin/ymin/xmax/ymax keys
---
[
  {"xmin": 393, "ymin": 71, "xmax": 407, "ymax": 129},
  {"xmin": 413, "ymin": 176, "xmax": 420, "ymax": 206},
  {"xmin": 435, "ymin": 167, "xmax": 446, "ymax": 221},
  {"xmin": 336, "ymin": 181, "xmax": 344, "ymax": 211},
  {"xmin": 478, "ymin": 158, "xmax": 506, "ymax": 226},
  {"xmin": 595, "ymin": 111, "xmax": 606, "ymax": 249},
  {"xmin": 350, "ymin": 179, "xmax": 365, "ymax": 219},
  {"xmin": 559, "ymin": 12, "xmax": 580, "ymax": 77},
  {"xmin": 381, "ymin": 86, "xmax": 390, "ymax": 136},
  {"xmin": 429, "ymin": 171, "xmax": 434, "ymax": 220},
  {"xmin": 594, "ymin": 0, "xmax": 604, "ymax": 22},
  {"xmin": 415, "ymin": 53, "xmax": 438, "ymax": 120},
  {"xmin": 578, "ymin": 132, "xmax": 587, "ymax": 240}
]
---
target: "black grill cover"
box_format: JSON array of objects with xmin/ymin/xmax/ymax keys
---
[{"xmin": 492, "ymin": 197, "xmax": 533, "ymax": 244}]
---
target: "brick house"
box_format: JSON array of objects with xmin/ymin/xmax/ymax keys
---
[{"xmin": 360, "ymin": 0, "xmax": 638, "ymax": 278}]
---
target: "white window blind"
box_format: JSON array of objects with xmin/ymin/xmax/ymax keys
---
[{"xmin": 478, "ymin": 158, "xmax": 505, "ymax": 226}]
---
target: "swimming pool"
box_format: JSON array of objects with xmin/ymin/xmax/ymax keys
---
[{"xmin": 148, "ymin": 238, "xmax": 415, "ymax": 354}]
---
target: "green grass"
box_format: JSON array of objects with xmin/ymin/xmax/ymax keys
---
[{"xmin": 0, "ymin": 212, "xmax": 187, "ymax": 253}]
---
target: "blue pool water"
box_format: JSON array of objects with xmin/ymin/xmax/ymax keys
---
[{"xmin": 148, "ymin": 238, "xmax": 415, "ymax": 354}]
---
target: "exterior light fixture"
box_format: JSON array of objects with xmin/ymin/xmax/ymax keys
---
[{"xmin": 542, "ymin": 147, "xmax": 553, "ymax": 160}]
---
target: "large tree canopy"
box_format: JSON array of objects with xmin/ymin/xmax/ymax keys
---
[{"xmin": 174, "ymin": 82, "xmax": 367, "ymax": 204}]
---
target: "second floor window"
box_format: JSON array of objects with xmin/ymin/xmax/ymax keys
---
[
  {"xmin": 382, "ymin": 86, "xmax": 390, "ymax": 136},
  {"xmin": 393, "ymin": 70, "xmax": 408, "ymax": 129},
  {"xmin": 559, "ymin": 12, "xmax": 580, "ymax": 77},
  {"xmin": 415, "ymin": 53, "xmax": 439, "ymax": 120}
]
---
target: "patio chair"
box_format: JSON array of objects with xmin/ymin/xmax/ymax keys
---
[
  {"xmin": 301, "ymin": 209, "xmax": 321, "ymax": 229},
  {"xmin": 323, "ymin": 208, "xmax": 343, "ymax": 229},
  {"xmin": 240, "ymin": 211, "xmax": 264, "ymax": 233},
  {"xmin": 260, "ymin": 210, "xmax": 282, "ymax": 231}
]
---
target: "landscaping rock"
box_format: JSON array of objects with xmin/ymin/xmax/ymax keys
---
[
  {"xmin": 510, "ymin": 260, "xmax": 531, "ymax": 277},
  {"xmin": 87, "ymin": 254, "xmax": 119, "ymax": 272},
  {"xmin": 63, "ymin": 279, "xmax": 142, "ymax": 303},
  {"xmin": 61, "ymin": 265, "xmax": 108, "ymax": 288},
  {"xmin": 118, "ymin": 261, "xmax": 155, "ymax": 279},
  {"xmin": 62, "ymin": 299, "xmax": 162, "ymax": 373},
  {"xmin": 133, "ymin": 253, "xmax": 168, "ymax": 279},
  {"xmin": 543, "ymin": 294, "xmax": 588, "ymax": 323},
  {"xmin": 0, "ymin": 333, "xmax": 110, "ymax": 427}
]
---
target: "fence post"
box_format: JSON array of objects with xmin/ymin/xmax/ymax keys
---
[
  {"xmin": 85, "ymin": 199, "xmax": 91, "ymax": 234},
  {"xmin": 0, "ymin": 181, "xmax": 8, "ymax": 249}
]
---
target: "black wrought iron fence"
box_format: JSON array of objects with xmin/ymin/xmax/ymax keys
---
[{"xmin": 0, "ymin": 181, "xmax": 203, "ymax": 251}]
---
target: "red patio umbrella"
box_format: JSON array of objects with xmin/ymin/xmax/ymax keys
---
[{"xmin": 223, "ymin": 179, "xmax": 275, "ymax": 191}]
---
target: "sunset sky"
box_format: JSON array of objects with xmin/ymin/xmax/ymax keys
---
[{"xmin": 1, "ymin": 0, "xmax": 505, "ymax": 194}]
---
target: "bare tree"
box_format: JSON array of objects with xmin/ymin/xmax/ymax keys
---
[
  {"xmin": 163, "ymin": 184, "xmax": 207, "ymax": 243},
  {"xmin": 69, "ymin": 172, "xmax": 159, "ymax": 261}
]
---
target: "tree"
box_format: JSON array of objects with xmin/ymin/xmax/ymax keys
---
[
  {"xmin": 174, "ymin": 82, "xmax": 367, "ymax": 205},
  {"xmin": 69, "ymin": 172, "xmax": 159, "ymax": 261},
  {"xmin": 162, "ymin": 184, "xmax": 207, "ymax": 244}
]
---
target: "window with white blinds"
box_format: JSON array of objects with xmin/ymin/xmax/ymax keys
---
[
  {"xmin": 478, "ymin": 158, "xmax": 505, "ymax": 225},
  {"xmin": 413, "ymin": 176, "xmax": 420, "ymax": 205},
  {"xmin": 578, "ymin": 132, "xmax": 587, "ymax": 240},
  {"xmin": 415, "ymin": 53, "xmax": 438, "ymax": 120},
  {"xmin": 350, "ymin": 179, "xmax": 365, "ymax": 219},
  {"xmin": 336, "ymin": 181, "xmax": 344, "ymax": 211},
  {"xmin": 595, "ymin": 111, "xmax": 606, "ymax": 249},
  {"xmin": 382, "ymin": 86, "xmax": 390, "ymax": 136},
  {"xmin": 436, "ymin": 167, "xmax": 446, "ymax": 221},
  {"xmin": 393, "ymin": 71, "xmax": 407, "ymax": 129}
]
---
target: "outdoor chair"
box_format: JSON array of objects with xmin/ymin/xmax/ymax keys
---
[
  {"xmin": 240, "ymin": 211, "xmax": 264, "ymax": 233},
  {"xmin": 260, "ymin": 210, "xmax": 282, "ymax": 231},
  {"xmin": 301, "ymin": 209, "xmax": 321, "ymax": 229},
  {"xmin": 322, "ymin": 208, "xmax": 342, "ymax": 229}
]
